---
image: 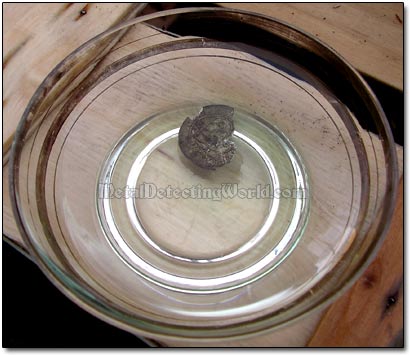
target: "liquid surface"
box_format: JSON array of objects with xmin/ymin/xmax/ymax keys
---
[{"xmin": 97, "ymin": 106, "xmax": 309, "ymax": 293}]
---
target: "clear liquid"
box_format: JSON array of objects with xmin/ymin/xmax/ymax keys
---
[{"xmin": 97, "ymin": 105, "xmax": 309, "ymax": 293}]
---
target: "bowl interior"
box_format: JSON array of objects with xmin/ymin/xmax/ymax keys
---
[{"xmin": 10, "ymin": 8, "xmax": 398, "ymax": 340}]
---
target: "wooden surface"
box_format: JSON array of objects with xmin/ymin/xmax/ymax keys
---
[
  {"xmin": 2, "ymin": 3, "xmax": 403, "ymax": 347},
  {"xmin": 309, "ymin": 179, "xmax": 403, "ymax": 347},
  {"xmin": 220, "ymin": 3, "xmax": 403, "ymax": 91},
  {"xmin": 2, "ymin": 3, "xmax": 145, "ymax": 153},
  {"xmin": 2, "ymin": 17, "xmax": 327, "ymax": 347}
]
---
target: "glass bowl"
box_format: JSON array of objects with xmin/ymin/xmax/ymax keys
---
[{"xmin": 10, "ymin": 8, "xmax": 398, "ymax": 342}]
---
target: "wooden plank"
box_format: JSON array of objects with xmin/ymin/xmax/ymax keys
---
[
  {"xmin": 219, "ymin": 3, "xmax": 403, "ymax": 90},
  {"xmin": 2, "ymin": 19, "xmax": 188, "ymax": 251},
  {"xmin": 3, "ymin": 4, "xmax": 404, "ymax": 347},
  {"xmin": 0, "ymin": 19, "xmax": 333, "ymax": 345},
  {"xmin": 2, "ymin": 3, "xmax": 145, "ymax": 152},
  {"xmin": 308, "ymin": 179, "xmax": 403, "ymax": 347}
]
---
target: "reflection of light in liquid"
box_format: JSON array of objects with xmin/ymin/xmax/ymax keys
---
[
  {"xmin": 126, "ymin": 129, "xmax": 279, "ymax": 264},
  {"xmin": 141, "ymin": 276, "xmax": 249, "ymax": 306},
  {"xmin": 97, "ymin": 109, "xmax": 309, "ymax": 295}
]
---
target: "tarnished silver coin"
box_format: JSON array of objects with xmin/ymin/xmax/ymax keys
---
[{"xmin": 178, "ymin": 105, "xmax": 236, "ymax": 170}]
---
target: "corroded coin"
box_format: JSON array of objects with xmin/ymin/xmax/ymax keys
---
[{"xmin": 178, "ymin": 105, "xmax": 236, "ymax": 170}]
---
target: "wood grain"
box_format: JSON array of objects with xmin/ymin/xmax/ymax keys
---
[
  {"xmin": 308, "ymin": 179, "xmax": 403, "ymax": 347},
  {"xmin": 0, "ymin": 20, "xmax": 340, "ymax": 345},
  {"xmin": 220, "ymin": 3, "xmax": 403, "ymax": 90},
  {"xmin": 2, "ymin": 4, "xmax": 403, "ymax": 347},
  {"xmin": 1, "ymin": 20, "xmax": 192, "ymax": 250},
  {"xmin": 2, "ymin": 3, "xmax": 145, "ymax": 152}
]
